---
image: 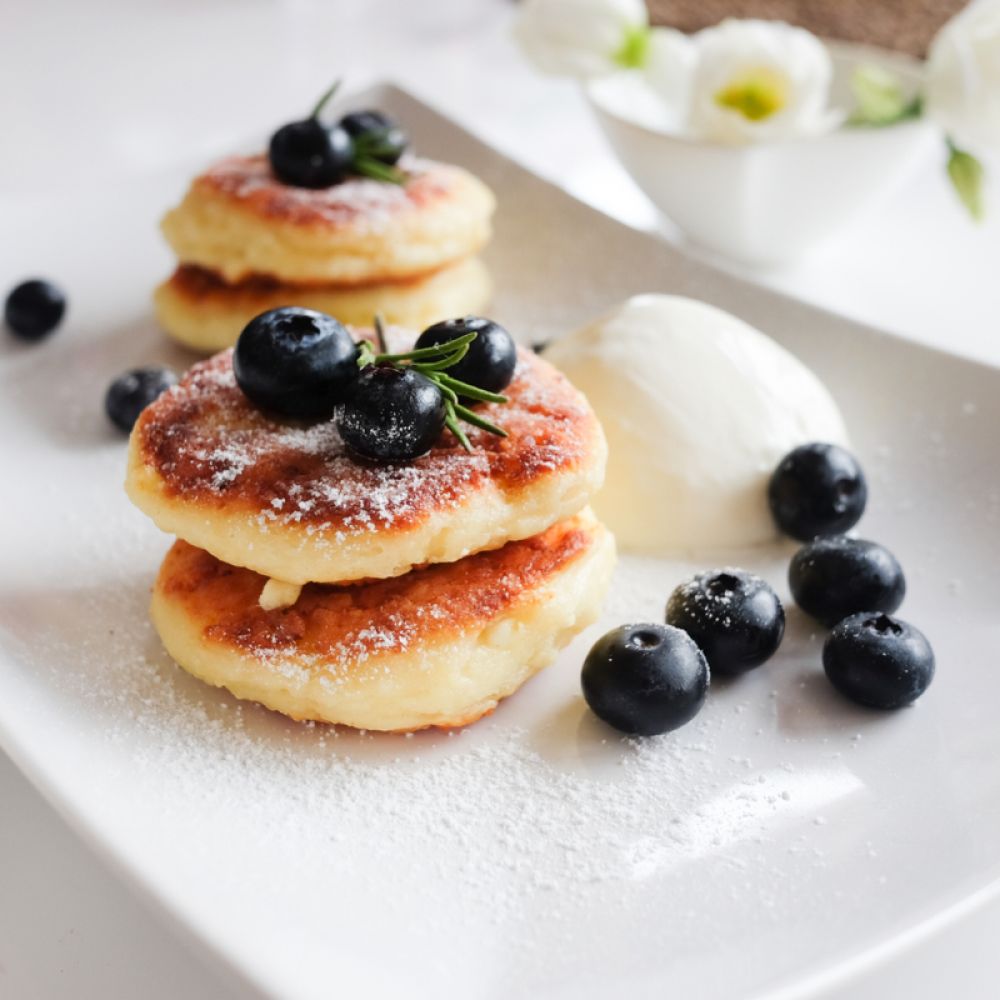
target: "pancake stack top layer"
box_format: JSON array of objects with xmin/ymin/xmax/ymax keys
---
[
  {"xmin": 161, "ymin": 154, "xmax": 496, "ymax": 286},
  {"xmin": 154, "ymin": 150, "xmax": 497, "ymax": 352},
  {"xmin": 126, "ymin": 328, "xmax": 608, "ymax": 588}
]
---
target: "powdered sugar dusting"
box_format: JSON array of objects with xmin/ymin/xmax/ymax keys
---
[
  {"xmin": 201, "ymin": 154, "xmax": 456, "ymax": 231},
  {"xmin": 138, "ymin": 341, "xmax": 594, "ymax": 544}
]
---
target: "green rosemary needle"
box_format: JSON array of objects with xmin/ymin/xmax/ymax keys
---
[{"xmin": 355, "ymin": 316, "xmax": 509, "ymax": 452}]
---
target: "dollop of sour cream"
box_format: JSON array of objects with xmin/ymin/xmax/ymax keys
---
[{"xmin": 546, "ymin": 294, "xmax": 848, "ymax": 551}]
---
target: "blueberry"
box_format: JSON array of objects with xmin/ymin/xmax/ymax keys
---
[
  {"xmin": 105, "ymin": 366, "xmax": 177, "ymax": 433},
  {"xmin": 269, "ymin": 120, "xmax": 353, "ymax": 188},
  {"xmin": 337, "ymin": 365, "xmax": 445, "ymax": 462},
  {"xmin": 666, "ymin": 569, "xmax": 784, "ymax": 676},
  {"xmin": 415, "ymin": 317, "xmax": 517, "ymax": 395},
  {"xmin": 5, "ymin": 279, "xmax": 66, "ymax": 341},
  {"xmin": 823, "ymin": 612, "xmax": 934, "ymax": 709},
  {"xmin": 339, "ymin": 110, "xmax": 408, "ymax": 165},
  {"xmin": 582, "ymin": 623, "xmax": 709, "ymax": 736},
  {"xmin": 768, "ymin": 442, "xmax": 867, "ymax": 541},
  {"xmin": 234, "ymin": 307, "xmax": 358, "ymax": 419},
  {"xmin": 789, "ymin": 536, "xmax": 905, "ymax": 627}
]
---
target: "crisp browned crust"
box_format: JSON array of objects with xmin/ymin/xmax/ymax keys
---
[
  {"xmin": 126, "ymin": 324, "xmax": 606, "ymax": 583},
  {"xmin": 159, "ymin": 517, "xmax": 593, "ymax": 660},
  {"xmin": 131, "ymin": 335, "xmax": 600, "ymax": 532},
  {"xmin": 149, "ymin": 510, "xmax": 616, "ymax": 731},
  {"xmin": 153, "ymin": 261, "xmax": 494, "ymax": 354},
  {"xmin": 167, "ymin": 263, "xmax": 444, "ymax": 297}
]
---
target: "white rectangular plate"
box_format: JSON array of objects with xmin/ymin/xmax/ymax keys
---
[{"xmin": 2, "ymin": 85, "xmax": 999, "ymax": 1000}]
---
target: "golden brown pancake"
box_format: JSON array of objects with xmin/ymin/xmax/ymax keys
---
[
  {"xmin": 160, "ymin": 155, "xmax": 495, "ymax": 285},
  {"xmin": 153, "ymin": 258, "xmax": 491, "ymax": 353},
  {"xmin": 126, "ymin": 328, "xmax": 607, "ymax": 585},
  {"xmin": 151, "ymin": 510, "xmax": 616, "ymax": 731}
]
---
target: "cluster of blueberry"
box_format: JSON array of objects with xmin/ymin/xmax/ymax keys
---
[
  {"xmin": 583, "ymin": 442, "xmax": 934, "ymax": 737},
  {"xmin": 233, "ymin": 307, "xmax": 517, "ymax": 461},
  {"xmin": 269, "ymin": 84, "xmax": 409, "ymax": 189}
]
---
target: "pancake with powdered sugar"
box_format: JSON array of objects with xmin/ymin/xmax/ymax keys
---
[
  {"xmin": 151, "ymin": 509, "xmax": 615, "ymax": 731},
  {"xmin": 126, "ymin": 326, "xmax": 607, "ymax": 586}
]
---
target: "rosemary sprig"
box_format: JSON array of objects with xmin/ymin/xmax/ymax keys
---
[
  {"xmin": 309, "ymin": 80, "xmax": 342, "ymax": 121},
  {"xmin": 351, "ymin": 130, "xmax": 407, "ymax": 185},
  {"xmin": 356, "ymin": 317, "xmax": 508, "ymax": 452},
  {"xmin": 306, "ymin": 80, "xmax": 407, "ymax": 185}
]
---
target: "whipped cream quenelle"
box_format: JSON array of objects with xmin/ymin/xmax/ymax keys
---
[{"xmin": 545, "ymin": 294, "xmax": 847, "ymax": 551}]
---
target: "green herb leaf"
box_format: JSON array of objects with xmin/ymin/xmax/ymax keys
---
[
  {"xmin": 352, "ymin": 155, "xmax": 406, "ymax": 185},
  {"xmin": 444, "ymin": 408, "xmax": 473, "ymax": 453},
  {"xmin": 352, "ymin": 128, "xmax": 401, "ymax": 159},
  {"xmin": 374, "ymin": 332, "xmax": 477, "ymax": 365},
  {"xmin": 354, "ymin": 318, "xmax": 511, "ymax": 449},
  {"xmin": 411, "ymin": 348, "xmax": 471, "ymax": 373},
  {"xmin": 435, "ymin": 373, "xmax": 508, "ymax": 405},
  {"xmin": 614, "ymin": 25, "xmax": 651, "ymax": 70},
  {"xmin": 452, "ymin": 403, "xmax": 508, "ymax": 438},
  {"xmin": 947, "ymin": 142, "xmax": 986, "ymax": 221},
  {"xmin": 848, "ymin": 65, "xmax": 921, "ymax": 127},
  {"xmin": 356, "ymin": 339, "xmax": 377, "ymax": 368},
  {"xmin": 373, "ymin": 314, "xmax": 388, "ymax": 354},
  {"xmin": 309, "ymin": 79, "xmax": 342, "ymax": 121}
]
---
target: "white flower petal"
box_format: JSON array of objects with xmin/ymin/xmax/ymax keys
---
[
  {"xmin": 687, "ymin": 19, "xmax": 838, "ymax": 143},
  {"xmin": 926, "ymin": 0, "xmax": 1000, "ymax": 152},
  {"xmin": 644, "ymin": 27, "xmax": 697, "ymax": 126},
  {"xmin": 513, "ymin": 0, "xmax": 649, "ymax": 78}
]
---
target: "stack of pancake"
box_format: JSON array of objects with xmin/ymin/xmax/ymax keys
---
[
  {"xmin": 154, "ymin": 154, "xmax": 495, "ymax": 352},
  {"xmin": 125, "ymin": 328, "xmax": 615, "ymax": 732}
]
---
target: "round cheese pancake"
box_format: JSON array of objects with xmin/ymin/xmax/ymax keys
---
[
  {"xmin": 126, "ymin": 330, "xmax": 607, "ymax": 585},
  {"xmin": 153, "ymin": 258, "xmax": 491, "ymax": 353},
  {"xmin": 151, "ymin": 510, "xmax": 615, "ymax": 731},
  {"xmin": 160, "ymin": 155, "xmax": 495, "ymax": 285}
]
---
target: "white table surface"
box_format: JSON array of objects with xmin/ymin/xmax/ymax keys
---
[{"xmin": 2, "ymin": 1, "xmax": 999, "ymax": 997}]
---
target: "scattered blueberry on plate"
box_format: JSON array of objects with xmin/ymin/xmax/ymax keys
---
[
  {"xmin": 415, "ymin": 316, "xmax": 517, "ymax": 395},
  {"xmin": 233, "ymin": 307, "xmax": 358, "ymax": 419},
  {"xmin": 4, "ymin": 278, "xmax": 66, "ymax": 341},
  {"xmin": 105, "ymin": 367, "xmax": 177, "ymax": 432},
  {"xmin": 823, "ymin": 612, "xmax": 934, "ymax": 709},
  {"xmin": 582, "ymin": 623, "xmax": 709, "ymax": 736},
  {"xmin": 789, "ymin": 536, "xmax": 906, "ymax": 627},
  {"xmin": 666, "ymin": 569, "xmax": 785, "ymax": 676},
  {"xmin": 768, "ymin": 442, "xmax": 867, "ymax": 541}
]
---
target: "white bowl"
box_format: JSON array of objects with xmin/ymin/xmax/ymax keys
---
[{"xmin": 586, "ymin": 43, "xmax": 938, "ymax": 265}]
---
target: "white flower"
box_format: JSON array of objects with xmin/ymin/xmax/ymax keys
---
[
  {"xmin": 686, "ymin": 19, "xmax": 840, "ymax": 143},
  {"xmin": 926, "ymin": 0, "xmax": 1000, "ymax": 153},
  {"xmin": 513, "ymin": 0, "xmax": 649, "ymax": 79},
  {"xmin": 643, "ymin": 28, "xmax": 697, "ymax": 125}
]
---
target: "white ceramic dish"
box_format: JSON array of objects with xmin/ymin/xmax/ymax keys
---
[
  {"xmin": 1, "ymin": 85, "xmax": 999, "ymax": 1000},
  {"xmin": 586, "ymin": 44, "xmax": 938, "ymax": 265}
]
